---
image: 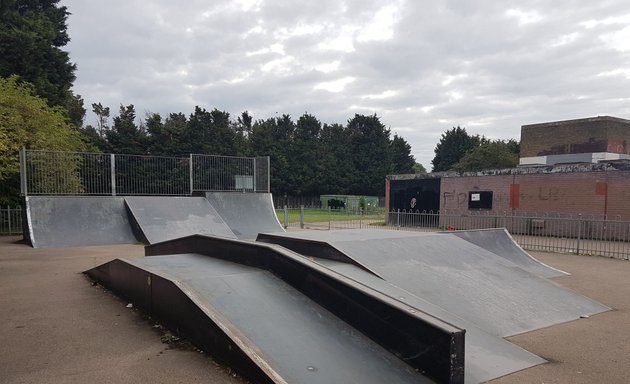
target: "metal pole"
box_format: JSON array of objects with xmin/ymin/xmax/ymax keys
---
[
  {"xmin": 576, "ymin": 214, "xmax": 582, "ymax": 255},
  {"xmin": 284, "ymin": 205, "xmax": 289, "ymax": 229},
  {"xmin": 328, "ymin": 206, "xmax": 331, "ymax": 230},
  {"xmin": 110, "ymin": 154, "xmax": 116, "ymax": 196},
  {"xmin": 266, "ymin": 156, "xmax": 270, "ymax": 193},
  {"xmin": 7, "ymin": 205, "xmax": 11, "ymax": 234},
  {"xmin": 300, "ymin": 205, "xmax": 305, "ymax": 229},
  {"xmin": 189, "ymin": 154, "xmax": 194, "ymax": 195},
  {"xmin": 252, "ymin": 157, "xmax": 257, "ymax": 192},
  {"xmin": 20, "ymin": 147, "xmax": 27, "ymax": 196}
]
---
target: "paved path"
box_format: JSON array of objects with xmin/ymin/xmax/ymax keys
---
[{"xmin": 1, "ymin": 235, "xmax": 628, "ymax": 383}]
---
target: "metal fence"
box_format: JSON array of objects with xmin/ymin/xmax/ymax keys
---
[
  {"xmin": 280, "ymin": 208, "xmax": 630, "ymax": 260},
  {"xmin": 0, "ymin": 206, "xmax": 22, "ymax": 235},
  {"xmin": 20, "ymin": 149, "xmax": 270, "ymax": 196}
]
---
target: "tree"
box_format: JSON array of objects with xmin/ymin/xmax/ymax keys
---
[
  {"xmin": 92, "ymin": 102, "xmax": 110, "ymax": 136},
  {"xmin": 318, "ymin": 123, "xmax": 353, "ymax": 194},
  {"xmin": 450, "ymin": 140, "xmax": 520, "ymax": 172},
  {"xmin": 249, "ymin": 115, "xmax": 294, "ymax": 194},
  {"xmin": 0, "ymin": 1, "xmax": 77, "ymax": 108},
  {"xmin": 0, "ymin": 76, "xmax": 87, "ymax": 204},
  {"xmin": 289, "ymin": 113, "xmax": 321, "ymax": 195},
  {"xmin": 346, "ymin": 114, "xmax": 392, "ymax": 195},
  {"xmin": 431, "ymin": 126, "xmax": 482, "ymax": 172},
  {"xmin": 389, "ymin": 134, "xmax": 416, "ymax": 174},
  {"xmin": 105, "ymin": 104, "xmax": 147, "ymax": 154},
  {"xmin": 412, "ymin": 162, "xmax": 427, "ymax": 173}
]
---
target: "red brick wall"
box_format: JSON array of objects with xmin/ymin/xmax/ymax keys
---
[{"xmin": 439, "ymin": 170, "xmax": 630, "ymax": 220}]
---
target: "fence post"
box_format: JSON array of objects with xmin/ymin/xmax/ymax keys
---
[
  {"xmin": 189, "ymin": 154, "xmax": 194, "ymax": 195},
  {"xmin": 396, "ymin": 209, "xmax": 400, "ymax": 229},
  {"xmin": 266, "ymin": 156, "xmax": 271, "ymax": 193},
  {"xmin": 252, "ymin": 157, "xmax": 257, "ymax": 193},
  {"xmin": 7, "ymin": 205, "xmax": 11, "ymax": 234},
  {"xmin": 328, "ymin": 206, "xmax": 332, "ymax": 230},
  {"xmin": 110, "ymin": 154, "xmax": 116, "ymax": 196},
  {"xmin": 283, "ymin": 205, "xmax": 289, "ymax": 229},
  {"xmin": 300, "ymin": 205, "xmax": 305, "ymax": 229},
  {"xmin": 576, "ymin": 214, "xmax": 582, "ymax": 255},
  {"xmin": 359, "ymin": 207, "xmax": 363, "ymax": 229},
  {"xmin": 20, "ymin": 147, "xmax": 27, "ymax": 196}
]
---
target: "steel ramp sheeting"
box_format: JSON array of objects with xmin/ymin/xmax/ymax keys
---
[
  {"xmin": 25, "ymin": 196, "xmax": 138, "ymax": 248},
  {"xmin": 257, "ymin": 229, "xmax": 608, "ymax": 337},
  {"xmin": 448, "ymin": 228, "xmax": 568, "ymax": 278},
  {"xmin": 129, "ymin": 254, "xmax": 433, "ymax": 384},
  {"xmin": 205, "ymin": 192, "xmax": 284, "ymax": 239},
  {"xmin": 124, "ymin": 196, "xmax": 236, "ymax": 244}
]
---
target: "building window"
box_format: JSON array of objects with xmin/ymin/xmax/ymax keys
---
[{"xmin": 468, "ymin": 191, "xmax": 493, "ymax": 210}]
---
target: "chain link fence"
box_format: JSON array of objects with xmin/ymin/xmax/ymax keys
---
[{"xmin": 20, "ymin": 150, "xmax": 270, "ymax": 196}]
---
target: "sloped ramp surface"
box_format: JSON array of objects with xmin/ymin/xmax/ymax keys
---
[
  {"xmin": 448, "ymin": 228, "xmax": 568, "ymax": 278},
  {"xmin": 26, "ymin": 196, "xmax": 138, "ymax": 248},
  {"xmin": 205, "ymin": 192, "xmax": 284, "ymax": 239},
  {"xmin": 258, "ymin": 229, "xmax": 610, "ymax": 382},
  {"xmin": 87, "ymin": 236, "xmax": 466, "ymax": 384},
  {"xmin": 258, "ymin": 229, "xmax": 608, "ymax": 337},
  {"xmin": 125, "ymin": 197, "xmax": 236, "ymax": 244}
]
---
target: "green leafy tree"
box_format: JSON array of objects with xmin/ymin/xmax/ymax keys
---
[
  {"xmin": 317, "ymin": 123, "xmax": 353, "ymax": 194},
  {"xmin": 105, "ymin": 104, "xmax": 147, "ymax": 154},
  {"xmin": 0, "ymin": 0, "xmax": 77, "ymax": 108},
  {"xmin": 412, "ymin": 162, "xmax": 427, "ymax": 173},
  {"xmin": 450, "ymin": 140, "xmax": 520, "ymax": 172},
  {"xmin": 146, "ymin": 112, "xmax": 188, "ymax": 156},
  {"xmin": 249, "ymin": 115, "xmax": 294, "ymax": 194},
  {"xmin": 346, "ymin": 114, "xmax": 392, "ymax": 195},
  {"xmin": 289, "ymin": 113, "xmax": 321, "ymax": 195},
  {"xmin": 0, "ymin": 76, "xmax": 87, "ymax": 204},
  {"xmin": 431, "ymin": 126, "xmax": 482, "ymax": 172},
  {"xmin": 389, "ymin": 134, "xmax": 416, "ymax": 174}
]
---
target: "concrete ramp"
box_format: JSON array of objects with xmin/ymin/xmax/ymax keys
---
[
  {"xmin": 124, "ymin": 197, "xmax": 236, "ymax": 244},
  {"xmin": 25, "ymin": 196, "xmax": 138, "ymax": 248},
  {"xmin": 448, "ymin": 228, "xmax": 568, "ymax": 278},
  {"xmin": 86, "ymin": 236, "xmax": 465, "ymax": 384},
  {"xmin": 205, "ymin": 192, "xmax": 284, "ymax": 239}
]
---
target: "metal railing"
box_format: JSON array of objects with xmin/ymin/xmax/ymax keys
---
[
  {"xmin": 20, "ymin": 149, "xmax": 270, "ymax": 196},
  {"xmin": 0, "ymin": 206, "xmax": 22, "ymax": 235},
  {"xmin": 279, "ymin": 208, "xmax": 630, "ymax": 260}
]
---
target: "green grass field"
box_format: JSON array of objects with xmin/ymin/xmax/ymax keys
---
[{"xmin": 275, "ymin": 208, "xmax": 385, "ymax": 224}]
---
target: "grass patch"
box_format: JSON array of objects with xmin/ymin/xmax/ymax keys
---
[{"xmin": 275, "ymin": 208, "xmax": 385, "ymax": 224}]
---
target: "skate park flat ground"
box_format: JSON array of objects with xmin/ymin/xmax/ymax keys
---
[{"xmin": 1, "ymin": 235, "xmax": 629, "ymax": 384}]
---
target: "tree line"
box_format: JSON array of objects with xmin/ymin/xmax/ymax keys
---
[{"xmin": 81, "ymin": 104, "xmax": 417, "ymax": 197}]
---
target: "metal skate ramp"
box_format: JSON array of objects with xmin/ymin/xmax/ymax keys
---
[
  {"xmin": 305, "ymin": 257, "xmax": 545, "ymax": 384},
  {"xmin": 205, "ymin": 192, "xmax": 284, "ymax": 239},
  {"xmin": 448, "ymin": 228, "xmax": 568, "ymax": 278},
  {"xmin": 124, "ymin": 196, "xmax": 236, "ymax": 244},
  {"xmin": 25, "ymin": 196, "xmax": 138, "ymax": 248},
  {"xmin": 257, "ymin": 229, "xmax": 609, "ymax": 337},
  {"xmin": 87, "ymin": 235, "xmax": 465, "ymax": 384}
]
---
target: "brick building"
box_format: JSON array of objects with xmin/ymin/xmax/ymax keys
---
[
  {"xmin": 520, "ymin": 116, "xmax": 630, "ymax": 166},
  {"xmin": 386, "ymin": 116, "xmax": 630, "ymax": 220}
]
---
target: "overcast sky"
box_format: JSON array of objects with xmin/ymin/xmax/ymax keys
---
[{"xmin": 61, "ymin": 0, "xmax": 630, "ymax": 169}]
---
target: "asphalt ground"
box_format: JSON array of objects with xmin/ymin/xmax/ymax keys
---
[{"xmin": 1, "ymin": 235, "xmax": 628, "ymax": 383}]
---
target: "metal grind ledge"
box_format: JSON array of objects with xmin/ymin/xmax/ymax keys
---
[{"xmin": 132, "ymin": 235, "xmax": 465, "ymax": 383}]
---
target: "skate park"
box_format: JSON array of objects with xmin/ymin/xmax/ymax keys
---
[{"xmin": 2, "ymin": 151, "xmax": 629, "ymax": 384}]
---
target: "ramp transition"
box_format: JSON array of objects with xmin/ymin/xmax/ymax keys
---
[
  {"xmin": 205, "ymin": 192, "xmax": 284, "ymax": 239},
  {"xmin": 257, "ymin": 229, "xmax": 610, "ymax": 383},
  {"xmin": 124, "ymin": 196, "xmax": 236, "ymax": 244},
  {"xmin": 25, "ymin": 193, "xmax": 283, "ymax": 248},
  {"xmin": 26, "ymin": 196, "xmax": 138, "ymax": 248},
  {"xmin": 87, "ymin": 235, "xmax": 464, "ymax": 384},
  {"xmin": 448, "ymin": 228, "xmax": 568, "ymax": 278}
]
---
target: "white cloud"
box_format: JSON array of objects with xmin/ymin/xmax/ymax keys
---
[
  {"xmin": 357, "ymin": 4, "xmax": 401, "ymax": 42},
  {"xmin": 505, "ymin": 9, "xmax": 543, "ymax": 26},
  {"xmin": 313, "ymin": 77, "xmax": 356, "ymax": 92}
]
